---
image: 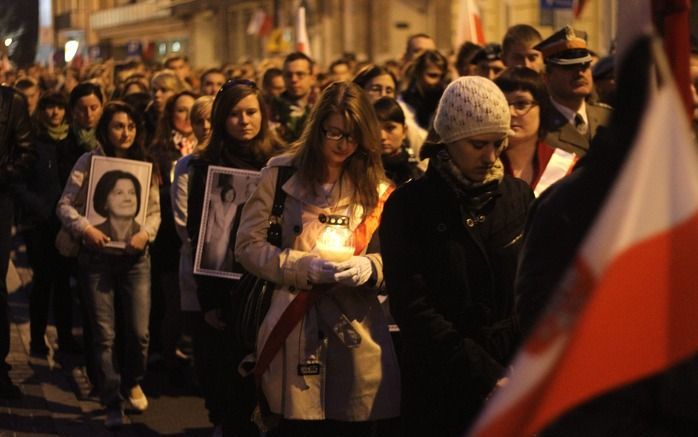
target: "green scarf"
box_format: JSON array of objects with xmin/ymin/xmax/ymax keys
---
[
  {"xmin": 75, "ymin": 127, "xmax": 100, "ymax": 151},
  {"xmin": 46, "ymin": 123, "xmax": 69, "ymax": 142}
]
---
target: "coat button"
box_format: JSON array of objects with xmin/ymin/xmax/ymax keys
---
[
  {"xmin": 436, "ymin": 223, "xmax": 447, "ymax": 232},
  {"xmin": 293, "ymin": 225, "xmax": 301, "ymax": 234}
]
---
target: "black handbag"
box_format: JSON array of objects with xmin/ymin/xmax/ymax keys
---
[{"xmin": 234, "ymin": 166, "xmax": 295, "ymax": 353}]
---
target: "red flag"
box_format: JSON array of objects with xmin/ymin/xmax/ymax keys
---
[
  {"xmin": 573, "ymin": 0, "xmax": 588, "ymax": 17},
  {"xmin": 469, "ymin": 38, "xmax": 698, "ymax": 437},
  {"xmin": 454, "ymin": 0, "xmax": 486, "ymax": 47}
]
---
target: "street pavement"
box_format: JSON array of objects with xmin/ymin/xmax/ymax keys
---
[{"xmin": 1, "ymin": 243, "xmax": 213, "ymax": 436}]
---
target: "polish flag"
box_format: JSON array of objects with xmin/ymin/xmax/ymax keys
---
[
  {"xmin": 468, "ymin": 37, "xmax": 698, "ymax": 437},
  {"xmin": 454, "ymin": 0, "xmax": 486, "ymax": 46},
  {"xmin": 295, "ymin": 4, "xmax": 312, "ymax": 58}
]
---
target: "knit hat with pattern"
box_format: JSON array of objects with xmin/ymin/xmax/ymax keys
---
[{"xmin": 433, "ymin": 76, "xmax": 511, "ymax": 144}]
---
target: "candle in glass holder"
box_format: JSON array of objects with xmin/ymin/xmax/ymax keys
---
[{"xmin": 315, "ymin": 215, "xmax": 354, "ymax": 262}]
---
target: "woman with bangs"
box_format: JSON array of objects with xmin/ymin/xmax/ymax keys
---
[
  {"xmin": 235, "ymin": 81, "xmax": 400, "ymax": 436},
  {"xmin": 495, "ymin": 66, "xmax": 575, "ymax": 195},
  {"xmin": 186, "ymin": 80, "xmax": 284, "ymax": 436}
]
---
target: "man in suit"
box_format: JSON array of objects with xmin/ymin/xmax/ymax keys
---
[{"xmin": 535, "ymin": 26, "xmax": 612, "ymax": 156}]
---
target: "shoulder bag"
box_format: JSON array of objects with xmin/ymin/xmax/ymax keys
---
[{"xmin": 233, "ymin": 165, "xmax": 294, "ymax": 353}]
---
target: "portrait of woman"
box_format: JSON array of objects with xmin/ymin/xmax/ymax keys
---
[
  {"xmin": 202, "ymin": 180, "xmax": 237, "ymax": 270},
  {"xmin": 92, "ymin": 169, "xmax": 143, "ymax": 246}
]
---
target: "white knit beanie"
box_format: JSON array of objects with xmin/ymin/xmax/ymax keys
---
[{"xmin": 433, "ymin": 76, "xmax": 511, "ymax": 144}]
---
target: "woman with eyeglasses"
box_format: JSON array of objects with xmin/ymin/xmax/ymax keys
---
[
  {"xmin": 186, "ymin": 80, "xmax": 284, "ymax": 436},
  {"xmin": 235, "ymin": 81, "xmax": 400, "ymax": 436},
  {"xmin": 495, "ymin": 67, "xmax": 575, "ymax": 195}
]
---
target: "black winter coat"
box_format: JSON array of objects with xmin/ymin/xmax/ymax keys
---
[
  {"xmin": 0, "ymin": 85, "xmax": 35, "ymax": 189},
  {"xmin": 13, "ymin": 128, "xmax": 70, "ymax": 228},
  {"xmin": 380, "ymin": 165, "xmax": 534, "ymax": 436}
]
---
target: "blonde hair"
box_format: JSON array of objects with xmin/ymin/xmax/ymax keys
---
[{"xmin": 150, "ymin": 69, "xmax": 187, "ymax": 94}]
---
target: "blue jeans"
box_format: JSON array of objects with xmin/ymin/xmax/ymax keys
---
[{"xmin": 79, "ymin": 249, "xmax": 151, "ymax": 408}]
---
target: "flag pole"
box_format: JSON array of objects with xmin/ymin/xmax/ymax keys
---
[{"xmin": 653, "ymin": 0, "xmax": 691, "ymax": 120}]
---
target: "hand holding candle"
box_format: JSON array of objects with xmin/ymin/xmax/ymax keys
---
[{"xmin": 315, "ymin": 215, "xmax": 355, "ymax": 262}]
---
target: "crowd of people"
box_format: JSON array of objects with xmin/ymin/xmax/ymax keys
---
[{"xmin": 0, "ymin": 21, "xmax": 648, "ymax": 437}]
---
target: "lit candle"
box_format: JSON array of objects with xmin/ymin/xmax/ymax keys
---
[{"xmin": 315, "ymin": 216, "xmax": 354, "ymax": 262}]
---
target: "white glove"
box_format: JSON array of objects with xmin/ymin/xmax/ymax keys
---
[
  {"xmin": 308, "ymin": 257, "xmax": 337, "ymax": 284},
  {"xmin": 332, "ymin": 256, "xmax": 373, "ymax": 287}
]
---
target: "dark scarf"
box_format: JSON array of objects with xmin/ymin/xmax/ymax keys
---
[{"xmin": 220, "ymin": 140, "xmax": 268, "ymax": 170}]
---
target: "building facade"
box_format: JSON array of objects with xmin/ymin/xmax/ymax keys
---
[{"xmin": 52, "ymin": 0, "xmax": 617, "ymax": 69}]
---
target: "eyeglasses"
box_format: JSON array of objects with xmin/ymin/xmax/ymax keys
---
[
  {"xmin": 323, "ymin": 127, "xmax": 356, "ymax": 143},
  {"xmin": 508, "ymin": 99, "xmax": 538, "ymax": 116}
]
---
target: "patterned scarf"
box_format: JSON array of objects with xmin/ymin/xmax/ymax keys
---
[
  {"xmin": 431, "ymin": 148, "xmax": 504, "ymax": 214},
  {"xmin": 75, "ymin": 127, "xmax": 100, "ymax": 151}
]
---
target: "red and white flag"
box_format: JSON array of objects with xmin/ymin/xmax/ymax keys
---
[
  {"xmin": 468, "ymin": 41, "xmax": 698, "ymax": 437},
  {"xmin": 295, "ymin": 4, "xmax": 312, "ymax": 58},
  {"xmin": 454, "ymin": 0, "xmax": 486, "ymax": 47}
]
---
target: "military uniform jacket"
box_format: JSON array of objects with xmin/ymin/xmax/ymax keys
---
[{"xmin": 544, "ymin": 102, "xmax": 612, "ymax": 157}]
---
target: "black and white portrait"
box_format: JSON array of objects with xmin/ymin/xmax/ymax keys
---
[
  {"xmin": 194, "ymin": 166, "xmax": 261, "ymax": 279},
  {"xmin": 85, "ymin": 156, "xmax": 153, "ymax": 249}
]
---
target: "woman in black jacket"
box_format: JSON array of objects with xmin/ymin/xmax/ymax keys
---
[
  {"xmin": 15, "ymin": 92, "xmax": 80, "ymax": 354},
  {"xmin": 186, "ymin": 79, "xmax": 284, "ymax": 436},
  {"xmin": 380, "ymin": 76, "xmax": 534, "ymax": 436}
]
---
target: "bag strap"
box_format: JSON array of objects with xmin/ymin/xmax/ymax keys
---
[{"xmin": 266, "ymin": 166, "xmax": 294, "ymax": 247}]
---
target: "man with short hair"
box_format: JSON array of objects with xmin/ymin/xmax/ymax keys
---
[
  {"xmin": 164, "ymin": 55, "xmax": 193, "ymax": 88},
  {"xmin": 403, "ymin": 33, "xmax": 437, "ymax": 66},
  {"xmin": 14, "ymin": 77, "xmax": 40, "ymax": 116},
  {"xmin": 472, "ymin": 43, "xmax": 505, "ymax": 80},
  {"xmin": 270, "ymin": 52, "xmax": 316, "ymax": 143},
  {"xmin": 535, "ymin": 26, "xmax": 612, "ymax": 156},
  {"xmin": 502, "ymin": 24, "xmax": 544, "ymax": 73},
  {"xmin": 199, "ymin": 68, "xmax": 226, "ymax": 97},
  {"xmin": 262, "ymin": 67, "xmax": 285, "ymax": 99},
  {"xmin": 328, "ymin": 59, "xmax": 352, "ymax": 83},
  {"xmin": 0, "ymin": 84, "xmax": 36, "ymax": 399}
]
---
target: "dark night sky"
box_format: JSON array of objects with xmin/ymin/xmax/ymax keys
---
[{"xmin": 1, "ymin": 0, "xmax": 39, "ymax": 67}]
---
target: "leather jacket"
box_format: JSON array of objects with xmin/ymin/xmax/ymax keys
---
[{"xmin": 0, "ymin": 85, "xmax": 36, "ymax": 189}]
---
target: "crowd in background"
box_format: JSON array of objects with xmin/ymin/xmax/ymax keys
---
[{"xmin": 6, "ymin": 20, "xmax": 680, "ymax": 437}]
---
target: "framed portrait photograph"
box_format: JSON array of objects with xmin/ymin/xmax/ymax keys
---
[
  {"xmin": 194, "ymin": 166, "xmax": 261, "ymax": 279},
  {"xmin": 84, "ymin": 155, "xmax": 153, "ymax": 250}
]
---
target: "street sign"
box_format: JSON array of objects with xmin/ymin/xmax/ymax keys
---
[{"xmin": 540, "ymin": 0, "xmax": 573, "ymax": 9}]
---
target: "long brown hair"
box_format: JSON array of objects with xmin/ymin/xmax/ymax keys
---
[
  {"xmin": 292, "ymin": 81, "xmax": 386, "ymax": 214},
  {"xmin": 203, "ymin": 80, "xmax": 279, "ymax": 166}
]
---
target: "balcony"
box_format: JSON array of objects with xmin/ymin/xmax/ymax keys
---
[{"xmin": 90, "ymin": 0, "xmax": 174, "ymax": 30}]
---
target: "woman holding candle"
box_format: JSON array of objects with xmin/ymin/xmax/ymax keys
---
[{"xmin": 235, "ymin": 81, "xmax": 400, "ymax": 436}]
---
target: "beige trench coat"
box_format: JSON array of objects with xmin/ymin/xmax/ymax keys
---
[{"xmin": 235, "ymin": 154, "xmax": 400, "ymax": 421}]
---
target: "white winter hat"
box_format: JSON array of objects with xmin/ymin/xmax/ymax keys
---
[{"xmin": 433, "ymin": 76, "xmax": 511, "ymax": 144}]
